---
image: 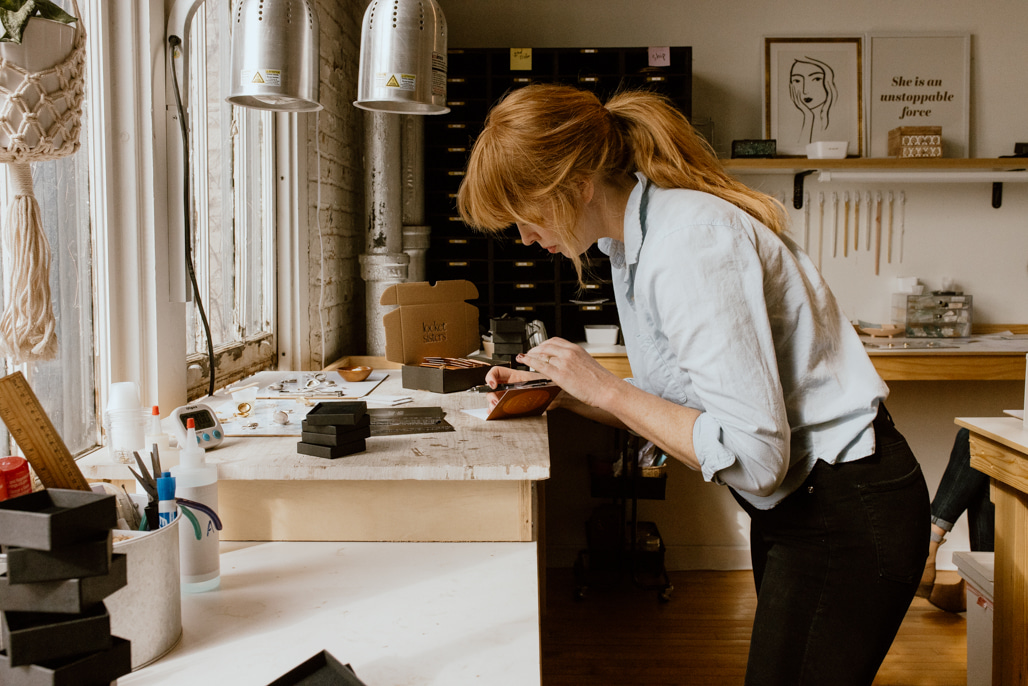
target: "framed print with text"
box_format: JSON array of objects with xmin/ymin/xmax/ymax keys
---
[
  {"xmin": 866, "ymin": 33, "xmax": 970, "ymax": 158},
  {"xmin": 764, "ymin": 37, "xmax": 863, "ymax": 157}
]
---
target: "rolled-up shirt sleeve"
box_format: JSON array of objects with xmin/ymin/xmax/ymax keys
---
[{"xmin": 641, "ymin": 222, "xmax": 791, "ymax": 497}]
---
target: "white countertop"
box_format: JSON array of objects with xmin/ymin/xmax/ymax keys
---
[
  {"xmin": 120, "ymin": 541, "xmax": 541, "ymax": 686},
  {"xmin": 80, "ymin": 371, "xmax": 550, "ymax": 483}
]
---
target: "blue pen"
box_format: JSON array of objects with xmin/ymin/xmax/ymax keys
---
[{"xmin": 157, "ymin": 471, "xmax": 177, "ymax": 528}]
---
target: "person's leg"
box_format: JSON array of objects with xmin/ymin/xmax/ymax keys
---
[
  {"xmin": 740, "ymin": 410, "xmax": 930, "ymax": 686},
  {"xmin": 920, "ymin": 428, "xmax": 990, "ymax": 599}
]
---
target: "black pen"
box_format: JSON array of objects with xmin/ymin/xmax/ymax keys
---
[{"xmin": 468, "ymin": 379, "xmax": 553, "ymax": 393}]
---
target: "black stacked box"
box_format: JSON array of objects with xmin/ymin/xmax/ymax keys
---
[
  {"xmin": 298, "ymin": 401, "xmax": 370, "ymax": 459},
  {"xmin": 0, "ymin": 489, "xmax": 131, "ymax": 685},
  {"xmin": 490, "ymin": 316, "xmax": 528, "ymax": 356}
]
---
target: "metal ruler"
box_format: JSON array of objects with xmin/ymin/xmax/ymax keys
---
[{"xmin": 0, "ymin": 371, "xmax": 90, "ymax": 490}]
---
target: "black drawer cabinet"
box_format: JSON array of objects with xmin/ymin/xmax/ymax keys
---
[{"xmin": 425, "ymin": 46, "xmax": 692, "ymax": 340}]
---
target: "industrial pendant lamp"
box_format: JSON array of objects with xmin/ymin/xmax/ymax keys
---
[
  {"xmin": 226, "ymin": 0, "xmax": 322, "ymax": 111},
  {"xmin": 354, "ymin": 0, "xmax": 449, "ymax": 114}
]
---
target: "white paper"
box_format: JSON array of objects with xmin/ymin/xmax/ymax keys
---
[{"xmin": 462, "ymin": 408, "xmax": 491, "ymax": 421}]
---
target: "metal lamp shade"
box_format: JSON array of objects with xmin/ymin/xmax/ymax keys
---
[
  {"xmin": 227, "ymin": 0, "xmax": 322, "ymax": 112},
  {"xmin": 354, "ymin": 0, "xmax": 449, "ymax": 114}
]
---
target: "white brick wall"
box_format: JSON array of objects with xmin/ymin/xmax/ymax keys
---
[{"xmin": 305, "ymin": 0, "xmax": 367, "ymax": 369}]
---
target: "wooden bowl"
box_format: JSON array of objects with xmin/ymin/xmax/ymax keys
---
[{"xmin": 337, "ymin": 365, "xmax": 372, "ymax": 382}]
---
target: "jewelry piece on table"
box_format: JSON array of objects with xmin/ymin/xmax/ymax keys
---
[
  {"xmin": 272, "ymin": 410, "xmax": 290, "ymax": 425},
  {"xmin": 237, "ymin": 402, "xmax": 252, "ymax": 417}
]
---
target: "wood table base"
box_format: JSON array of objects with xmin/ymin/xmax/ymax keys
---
[{"xmin": 217, "ymin": 479, "xmax": 538, "ymax": 542}]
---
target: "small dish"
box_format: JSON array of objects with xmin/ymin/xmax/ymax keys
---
[
  {"xmin": 858, "ymin": 324, "xmax": 905, "ymax": 338},
  {"xmin": 337, "ymin": 365, "xmax": 372, "ymax": 382},
  {"xmin": 806, "ymin": 141, "xmax": 849, "ymax": 159}
]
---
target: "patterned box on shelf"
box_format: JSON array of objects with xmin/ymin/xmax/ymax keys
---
[
  {"xmin": 888, "ymin": 126, "xmax": 943, "ymax": 158},
  {"xmin": 905, "ymin": 294, "xmax": 972, "ymax": 337}
]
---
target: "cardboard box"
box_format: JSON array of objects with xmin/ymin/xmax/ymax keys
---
[
  {"xmin": 0, "ymin": 491, "xmax": 116, "ymax": 552},
  {"xmin": 888, "ymin": 126, "xmax": 942, "ymax": 158},
  {"xmin": 1, "ymin": 603, "xmax": 111, "ymax": 666},
  {"xmin": 0, "ymin": 635, "xmax": 130, "ymax": 686},
  {"xmin": 2, "ymin": 535, "xmax": 113, "ymax": 584},
  {"xmin": 0, "ymin": 554, "xmax": 127, "ymax": 615},
  {"xmin": 400, "ymin": 364, "xmax": 490, "ymax": 394},
  {"xmin": 381, "ymin": 280, "xmax": 489, "ymax": 393}
]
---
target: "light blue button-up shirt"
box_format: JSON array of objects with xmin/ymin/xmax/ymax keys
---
[{"xmin": 599, "ymin": 174, "xmax": 888, "ymax": 509}]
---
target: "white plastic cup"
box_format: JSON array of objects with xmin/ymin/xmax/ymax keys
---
[
  {"xmin": 108, "ymin": 381, "xmax": 141, "ymax": 410},
  {"xmin": 106, "ymin": 408, "xmax": 147, "ymax": 465}
]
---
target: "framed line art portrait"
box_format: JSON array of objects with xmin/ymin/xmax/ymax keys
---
[{"xmin": 764, "ymin": 37, "xmax": 863, "ymax": 157}]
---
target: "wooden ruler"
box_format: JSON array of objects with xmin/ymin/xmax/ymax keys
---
[{"xmin": 0, "ymin": 371, "xmax": 90, "ymax": 491}]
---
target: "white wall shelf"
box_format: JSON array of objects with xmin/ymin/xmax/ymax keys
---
[{"xmin": 723, "ymin": 158, "xmax": 1028, "ymax": 208}]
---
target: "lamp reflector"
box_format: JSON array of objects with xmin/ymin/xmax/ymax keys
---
[
  {"xmin": 227, "ymin": 0, "xmax": 322, "ymax": 112},
  {"xmin": 354, "ymin": 0, "xmax": 448, "ymax": 114}
]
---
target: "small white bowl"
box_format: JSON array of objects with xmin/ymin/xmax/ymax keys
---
[
  {"xmin": 584, "ymin": 324, "xmax": 620, "ymax": 345},
  {"xmin": 806, "ymin": 141, "xmax": 849, "ymax": 159}
]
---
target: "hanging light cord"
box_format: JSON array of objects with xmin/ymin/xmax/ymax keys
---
[{"xmin": 168, "ymin": 35, "xmax": 216, "ymax": 399}]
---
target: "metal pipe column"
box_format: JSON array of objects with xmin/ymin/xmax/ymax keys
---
[{"xmin": 360, "ymin": 111, "xmax": 409, "ymax": 356}]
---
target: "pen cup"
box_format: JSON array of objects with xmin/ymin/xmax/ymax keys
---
[{"xmin": 104, "ymin": 491, "xmax": 183, "ymax": 670}]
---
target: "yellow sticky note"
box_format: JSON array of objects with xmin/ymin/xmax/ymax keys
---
[{"xmin": 510, "ymin": 48, "xmax": 532, "ymax": 71}]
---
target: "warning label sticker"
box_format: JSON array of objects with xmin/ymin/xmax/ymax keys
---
[
  {"xmin": 241, "ymin": 69, "xmax": 283, "ymax": 86},
  {"xmin": 376, "ymin": 72, "xmax": 416, "ymax": 92}
]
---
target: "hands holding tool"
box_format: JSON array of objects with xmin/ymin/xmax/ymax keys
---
[{"xmin": 513, "ymin": 337, "xmax": 623, "ymax": 411}]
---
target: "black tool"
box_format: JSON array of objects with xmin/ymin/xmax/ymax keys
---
[{"xmin": 468, "ymin": 378, "xmax": 553, "ymax": 393}]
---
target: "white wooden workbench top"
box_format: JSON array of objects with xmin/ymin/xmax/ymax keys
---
[
  {"xmin": 79, "ymin": 372, "xmax": 550, "ymax": 483},
  {"xmin": 119, "ymin": 541, "xmax": 541, "ymax": 686}
]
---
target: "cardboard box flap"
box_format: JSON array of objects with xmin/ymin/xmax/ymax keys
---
[
  {"xmin": 380, "ymin": 280, "xmax": 479, "ymax": 307},
  {"xmin": 381, "ymin": 281, "xmax": 481, "ymax": 364}
]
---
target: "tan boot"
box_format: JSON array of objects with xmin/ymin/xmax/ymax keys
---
[
  {"xmin": 929, "ymin": 576, "xmax": 967, "ymax": 613},
  {"xmin": 917, "ymin": 534, "xmax": 943, "ymax": 598}
]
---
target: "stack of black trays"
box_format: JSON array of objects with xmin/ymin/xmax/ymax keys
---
[
  {"xmin": 0, "ymin": 489, "xmax": 132, "ymax": 686},
  {"xmin": 299, "ymin": 401, "xmax": 371, "ymax": 459}
]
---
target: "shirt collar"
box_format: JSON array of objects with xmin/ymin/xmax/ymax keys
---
[{"xmin": 598, "ymin": 172, "xmax": 648, "ymax": 270}]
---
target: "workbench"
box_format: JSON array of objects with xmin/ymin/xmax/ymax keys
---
[
  {"xmin": 588, "ymin": 334, "xmax": 1028, "ymax": 382},
  {"xmin": 953, "ymin": 416, "xmax": 1028, "ymax": 686},
  {"xmin": 118, "ymin": 541, "xmax": 541, "ymax": 685},
  {"xmin": 79, "ymin": 370, "xmax": 549, "ymax": 543}
]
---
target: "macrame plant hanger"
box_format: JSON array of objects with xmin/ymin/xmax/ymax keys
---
[{"xmin": 0, "ymin": 0, "xmax": 86, "ymax": 363}]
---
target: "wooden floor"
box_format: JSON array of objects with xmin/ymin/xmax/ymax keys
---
[{"xmin": 541, "ymin": 568, "xmax": 968, "ymax": 686}]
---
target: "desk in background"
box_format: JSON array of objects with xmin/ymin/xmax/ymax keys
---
[
  {"xmin": 80, "ymin": 371, "xmax": 549, "ymax": 543},
  {"xmin": 119, "ymin": 541, "xmax": 541, "ymax": 686},
  {"xmin": 588, "ymin": 336, "xmax": 1028, "ymax": 382},
  {"xmin": 954, "ymin": 416, "xmax": 1028, "ymax": 686}
]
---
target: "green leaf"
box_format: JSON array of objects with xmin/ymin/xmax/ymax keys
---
[
  {"xmin": 0, "ymin": 1, "xmax": 76, "ymax": 42},
  {"xmin": 35, "ymin": 1, "xmax": 75, "ymax": 24}
]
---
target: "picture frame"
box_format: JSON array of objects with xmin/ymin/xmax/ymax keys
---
[
  {"xmin": 866, "ymin": 33, "xmax": 971, "ymax": 158},
  {"xmin": 764, "ymin": 37, "xmax": 863, "ymax": 157}
]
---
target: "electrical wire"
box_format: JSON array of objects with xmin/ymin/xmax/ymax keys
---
[{"xmin": 168, "ymin": 35, "xmax": 216, "ymax": 399}]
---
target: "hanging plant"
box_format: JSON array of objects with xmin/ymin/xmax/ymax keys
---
[
  {"xmin": 0, "ymin": 0, "xmax": 83, "ymax": 362},
  {"xmin": 0, "ymin": 0, "xmax": 76, "ymax": 44}
]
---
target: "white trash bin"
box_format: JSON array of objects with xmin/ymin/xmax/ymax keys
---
[{"xmin": 953, "ymin": 551, "xmax": 994, "ymax": 686}]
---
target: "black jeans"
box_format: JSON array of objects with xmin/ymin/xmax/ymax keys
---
[
  {"xmin": 732, "ymin": 405, "xmax": 930, "ymax": 686},
  {"xmin": 932, "ymin": 427, "xmax": 994, "ymax": 551}
]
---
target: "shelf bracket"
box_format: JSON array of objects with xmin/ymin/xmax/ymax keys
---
[
  {"xmin": 992, "ymin": 182, "xmax": 1003, "ymax": 208},
  {"xmin": 793, "ymin": 170, "xmax": 815, "ymax": 209}
]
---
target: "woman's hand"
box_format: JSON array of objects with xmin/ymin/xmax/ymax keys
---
[
  {"xmin": 515, "ymin": 337, "xmax": 622, "ymax": 410},
  {"xmin": 484, "ymin": 364, "xmax": 545, "ymax": 388}
]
